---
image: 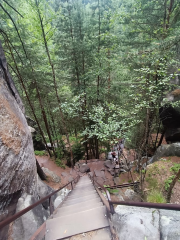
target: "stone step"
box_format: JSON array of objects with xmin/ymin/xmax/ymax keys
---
[
  {"xmin": 45, "ymin": 206, "xmax": 109, "ymax": 240},
  {"xmin": 63, "ymin": 195, "xmax": 99, "ymax": 206},
  {"xmin": 62, "ymin": 198, "xmax": 101, "ymax": 207},
  {"xmin": 67, "ymin": 191, "xmax": 97, "ymax": 199},
  {"xmin": 53, "ymin": 202, "xmax": 103, "ymax": 218},
  {"xmin": 69, "ymin": 189, "xmax": 96, "ymax": 197},
  {"xmin": 74, "ymin": 185, "xmax": 94, "ymax": 190}
]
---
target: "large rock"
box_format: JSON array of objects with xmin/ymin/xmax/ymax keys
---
[
  {"xmin": 159, "ymin": 209, "xmax": 180, "ymax": 240},
  {"xmin": 0, "ymin": 41, "xmax": 37, "ymax": 239},
  {"xmin": 150, "ymin": 143, "xmax": 180, "ymax": 163},
  {"xmin": 113, "ymin": 205, "xmax": 180, "ymax": 240},
  {"xmin": 26, "ymin": 116, "xmax": 46, "ymax": 150},
  {"xmin": 12, "ymin": 193, "xmax": 49, "ymax": 240},
  {"xmin": 113, "ymin": 205, "xmax": 160, "ymax": 240},
  {"xmin": 104, "ymin": 160, "xmax": 114, "ymax": 169},
  {"xmin": 42, "ymin": 167, "xmax": 61, "ymax": 183},
  {"xmin": 12, "ymin": 177, "xmax": 70, "ymax": 239},
  {"xmin": 79, "ymin": 164, "xmax": 90, "ymax": 173}
]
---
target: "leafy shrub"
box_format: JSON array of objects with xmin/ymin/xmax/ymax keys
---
[
  {"xmin": 170, "ymin": 164, "xmax": 180, "ymax": 174},
  {"xmin": 55, "ymin": 158, "xmax": 66, "ymax": 169},
  {"xmin": 72, "ymin": 141, "xmax": 85, "ymax": 162},
  {"xmin": 55, "ymin": 148, "xmax": 64, "ymax": 159},
  {"xmin": 34, "ymin": 150, "xmax": 47, "ymax": 156},
  {"xmin": 104, "ymin": 185, "xmax": 119, "ymax": 195},
  {"xmin": 147, "ymin": 190, "xmax": 166, "ymax": 203},
  {"xmin": 164, "ymin": 175, "xmax": 175, "ymax": 191}
]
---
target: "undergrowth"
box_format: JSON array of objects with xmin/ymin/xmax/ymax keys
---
[
  {"xmin": 147, "ymin": 190, "xmax": 166, "ymax": 203},
  {"xmin": 34, "ymin": 150, "xmax": 47, "ymax": 156}
]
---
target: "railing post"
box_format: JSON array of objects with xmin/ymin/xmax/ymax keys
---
[
  {"xmin": 71, "ymin": 181, "xmax": 73, "ymax": 190},
  {"xmin": 109, "ymin": 201, "xmax": 115, "ymax": 214},
  {"xmin": 49, "ymin": 196, "xmax": 54, "ymax": 215}
]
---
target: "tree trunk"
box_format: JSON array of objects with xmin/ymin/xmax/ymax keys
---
[
  {"xmin": 36, "ymin": 1, "xmax": 74, "ymax": 167},
  {"xmin": 166, "ymin": 168, "xmax": 180, "ymax": 203}
]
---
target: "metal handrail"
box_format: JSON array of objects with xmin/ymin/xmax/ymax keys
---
[
  {"xmin": 104, "ymin": 181, "xmax": 140, "ymax": 189},
  {"xmin": 90, "ymin": 173, "xmax": 180, "ymax": 214},
  {"xmin": 89, "ymin": 172, "xmax": 115, "ymax": 214},
  {"xmin": 0, "ymin": 175, "xmax": 80, "ymax": 230}
]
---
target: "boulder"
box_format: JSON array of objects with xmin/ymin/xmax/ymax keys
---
[
  {"xmin": 159, "ymin": 209, "xmax": 180, "ymax": 240},
  {"xmin": 42, "ymin": 167, "xmax": 61, "ymax": 183},
  {"xmin": 149, "ymin": 143, "xmax": 180, "ymax": 164},
  {"xmin": 79, "ymin": 164, "xmax": 90, "ymax": 173},
  {"xmin": 113, "ymin": 205, "xmax": 160, "ymax": 240},
  {"xmin": 107, "ymin": 168, "xmax": 115, "ymax": 176},
  {"xmin": 94, "ymin": 170, "xmax": 105, "ymax": 179},
  {"xmin": 61, "ymin": 172, "xmax": 68, "ymax": 177},
  {"xmin": 12, "ymin": 193, "xmax": 49, "ymax": 240},
  {"xmin": 104, "ymin": 160, "xmax": 114, "ymax": 169},
  {"xmin": 26, "ymin": 116, "xmax": 46, "ymax": 151},
  {"xmin": 113, "ymin": 205, "xmax": 180, "ymax": 240},
  {"xmin": 124, "ymin": 189, "xmax": 139, "ymax": 201}
]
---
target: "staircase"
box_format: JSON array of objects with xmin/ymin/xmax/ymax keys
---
[{"xmin": 45, "ymin": 175, "xmax": 110, "ymax": 240}]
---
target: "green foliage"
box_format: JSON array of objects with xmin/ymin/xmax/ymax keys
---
[
  {"xmin": 104, "ymin": 185, "xmax": 119, "ymax": 195},
  {"xmin": 146, "ymin": 177, "xmax": 158, "ymax": 189},
  {"xmin": 72, "ymin": 142, "xmax": 85, "ymax": 162},
  {"xmin": 170, "ymin": 164, "xmax": 180, "ymax": 174},
  {"xmin": 34, "ymin": 150, "xmax": 47, "ymax": 156},
  {"xmin": 55, "ymin": 158, "xmax": 66, "ymax": 169},
  {"xmin": 55, "ymin": 148, "xmax": 64, "ymax": 160},
  {"xmin": 147, "ymin": 190, "xmax": 166, "ymax": 203},
  {"xmin": 164, "ymin": 175, "xmax": 175, "ymax": 191}
]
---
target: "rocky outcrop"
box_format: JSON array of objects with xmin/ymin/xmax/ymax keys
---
[
  {"xmin": 27, "ymin": 116, "xmax": 46, "ymax": 151},
  {"xmin": 79, "ymin": 164, "xmax": 90, "ymax": 173},
  {"xmin": 42, "ymin": 167, "xmax": 61, "ymax": 183},
  {"xmin": 11, "ymin": 177, "xmax": 70, "ymax": 240},
  {"xmin": 149, "ymin": 143, "xmax": 180, "ymax": 163},
  {"xmin": 113, "ymin": 205, "xmax": 160, "ymax": 240},
  {"xmin": 112, "ymin": 205, "xmax": 180, "ymax": 240},
  {"xmin": 0, "ymin": 41, "xmax": 37, "ymax": 239}
]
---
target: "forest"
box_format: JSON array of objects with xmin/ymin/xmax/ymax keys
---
[{"xmin": 0, "ymin": 0, "xmax": 180, "ymax": 168}]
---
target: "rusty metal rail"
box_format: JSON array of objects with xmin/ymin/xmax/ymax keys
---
[
  {"xmin": 0, "ymin": 175, "xmax": 80, "ymax": 230},
  {"xmin": 105, "ymin": 182, "xmax": 140, "ymax": 189},
  {"xmin": 89, "ymin": 173, "xmax": 180, "ymax": 214}
]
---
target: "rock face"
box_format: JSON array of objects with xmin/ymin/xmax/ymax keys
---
[
  {"xmin": 11, "ymin": 177, "xmax": 70, "ymax": 240},
  {"xmin": 26, "ymin": 116, "xmax": 46, "ymax": 150},
  {"xmin": 0, "ymin": 41, "xmax": 37, "ymax": 239},
  {"xmin": 150, "ymin": 143, "xmax": 180, "ymax": 163},
  {"xmin": 42, "ymin": 167, "xmax": 61, "ymax": 183},
  {"xmin": 159, "ymin": 102, "xmax": 180, "ymax": 143},
  {"xmin": 113, "ymin": 205, "xmax": 180, "ymax": 240}
]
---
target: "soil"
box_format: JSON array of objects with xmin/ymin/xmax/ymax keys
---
[
  {"xmin": 144, "ymin": 156, "xmax": 180, "ymax": 204},
  {"xmin": 36, "ymin": 155, "xmax": 78, "ymax": 190}
]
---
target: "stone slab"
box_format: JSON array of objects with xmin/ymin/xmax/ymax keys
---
[
  {"xmin": 45, "ymin": 206, "xmax": 109, "ymax": 240},
  {"xmin": 113, "ymin": 205, "xmax": 160, "ymax": 240}
]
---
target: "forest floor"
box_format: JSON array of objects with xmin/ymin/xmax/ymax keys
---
[{"xmin": 144, "ymin": 156, "xmax": 180, "ymax": 204}]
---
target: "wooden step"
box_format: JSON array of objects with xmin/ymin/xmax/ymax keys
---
[
  {"xmin": 68, "ymin": 191, "xmax": 97, "ymax": 200},
  {"xmin": 45, "ymin": 206, "xmax": 109, "ymax": 240},
  {"xmin": 63, "ymin": 195, "xmax": 99, "ymax": 206},
  {"xmin": 60, "ymin": 198, "xmax": 103, "ymax": 209},
  {"xmin": 53, "ymin": 202, "xmax": 103, "ymax": 218}
]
